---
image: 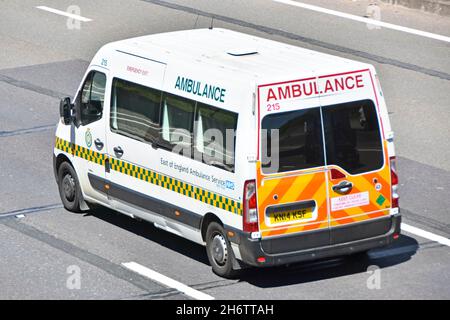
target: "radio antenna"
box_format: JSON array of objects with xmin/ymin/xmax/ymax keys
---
[{"xmin": 209, "ymin": 17, "xmax": 214, "ymax": 29}]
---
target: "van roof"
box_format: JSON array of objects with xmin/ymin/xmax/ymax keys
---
[{"xmin": 108, "ymin": 28, "xmax": 371, "ymax": 82}]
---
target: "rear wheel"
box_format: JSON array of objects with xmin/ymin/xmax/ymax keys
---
[
  {"xmin": 205, "ymin": 222, "xmax": 239, "ymax": 278},
  {"xmin": 57, "ymin": 162, "xmax": 82, "ymax": 213}
]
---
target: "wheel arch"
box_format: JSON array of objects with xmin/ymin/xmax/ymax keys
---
[
  {"xmin": 200, "ymin": 212, "xmax": 223, "ymax": 242},
  {"xmin": 54, "ymin": 153, "xmax": 73, "ymax": 182}
]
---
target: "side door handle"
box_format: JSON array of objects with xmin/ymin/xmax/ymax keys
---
[
  {"xmin": 94, "ymin": 138, "xmax": 104, "ymax": 150},
  {"xmin": 332, "ymin": 181, "xmax": 353, "ymax": 195},
  {"xmin": 113, "ymin": 146, "xmax": 124, "ymax": 157}
]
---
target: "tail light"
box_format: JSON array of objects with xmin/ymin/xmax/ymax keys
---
[
  {"xmin": 243, "ymin": 180, "xmax": 258, "ymax": 232},
  {"xmin": 390, "ymin": 156, "xmax": 399, "ymax": 209}
]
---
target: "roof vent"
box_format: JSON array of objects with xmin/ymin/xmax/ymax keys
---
[{"xmin": 227, "ymin": 48, "xmax": 258, "ymax": 56}]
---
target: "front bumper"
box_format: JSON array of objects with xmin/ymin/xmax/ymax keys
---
[{"xmin": 229, "ymin": 214, "xmax": 401, "ymax": 267}]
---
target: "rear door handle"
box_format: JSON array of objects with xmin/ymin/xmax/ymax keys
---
[
  {"xmin": 113, "ymin": 146, "xmax": 124, "ymax": 157},
  {"xmin": 94, "ymin": 138, "xmax": 104, "ymax": 149},
  {"xmin": 332, "ymin": 181, "xmax": 353, "ymax": 195}
]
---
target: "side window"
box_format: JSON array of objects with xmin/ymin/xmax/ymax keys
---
[
  {"xmin": 160, "ymin": 93, "xmax": 195, "ymax": 150},
  {"xmin": 80, "ymin": 71, "xmax": 106, "ymax": 126},
  {"xmin": 194, "ymin": 103, "xmax": 238, "ymax": 172},
  {"xmin": 110, "ymin": 78, "xmax": 162, "ymax": 143},
  {"xmin": 322, "ymin": 99, "xmax": 383, "ymax": 174}
]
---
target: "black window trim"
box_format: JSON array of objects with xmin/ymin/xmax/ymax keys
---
[
  {"xmin": 261, "ymin": 106, "xmax": 326, "ymax": 175},
  {"xmin": 108, "ymin": 76, "xmax": 239, "ymax": 173},
  {"xmin": 259, "ymin": 99, "xmax": 385, "ymax": 177},
  {"xmin": 79, "ymin": 70, "xmax": 107, "ymax": 127},
  {"xmin": 193, "ymin": 102, "xmax": 238, "ymax": 173},
  {"xmin": 158, "ymin": 91, "xmax": 196, "ymax": 153},
  {"xmin": 322, "ymin": 98, "xmax": 385, "ymax": 176},
  {"xmin": 109, "ymin": 77, "xmax": 163, "ymax": 146}
]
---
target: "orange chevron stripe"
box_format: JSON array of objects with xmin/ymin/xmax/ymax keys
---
[
  {"xmin": 364, "ymin": 171, "xmax": 389, "ymax": 190},
  {"xmin": 367, "ymin": 210, "xmax": 388, "ymax": 219},
  {"xmin": 279, "ymin": 174, "xmax": 315, "ymax": 204},
  {"xmin": 263, "ymin": 177, "xmax": 328, "ymax": 236},
  {"xmin": 261, "ymin": 144, "xmax": 393, "ymax": 236},
  {"xmin": 295, "ymin": 172, "xmax": 326, "ymax": 202},
  {"xmin": 259, "ymin": 175, "xmax": 302, "ymax": 211},
  {"xmin": 301, "ymin": 200, "xmax": 328, "ymax": 232}
]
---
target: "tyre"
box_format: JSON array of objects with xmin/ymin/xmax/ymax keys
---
[
  {"xmin": 205, "ymin": 222, "xmax": 239, "ymax": 278},
  {"xmin": 57, "ymin": 162, "xmax": 82, "ymax": 213}
]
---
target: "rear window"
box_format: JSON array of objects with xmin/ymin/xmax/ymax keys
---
[
  {"xmin": 322, "ymin": 99, "xmax": 383, "ymax": 175},
  {"xmin": 261, "ymin": 108, "xmax": 325, "ymax": 174},
  {"xmin": 261, "ymin": 99, "xmax": 383, "ymax": 175}
]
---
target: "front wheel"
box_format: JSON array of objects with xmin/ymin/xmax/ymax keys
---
[
  {"xmin": 205, "ymin": 222, "xmax": 239, "ymax": 278},
  {"xmin": 57, "ymin": 162, "xmax": 82, "ymax": 213}
]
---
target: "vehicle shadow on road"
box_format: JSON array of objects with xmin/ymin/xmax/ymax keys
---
[
  {"xmin": 84, "ymin": 206, "xmax": 210, "ymax": 265},
  {"xmin": 84, "ymin": 206, "xmax": 418, "ymax": 288},
  {"xmin": 238, "ymin": 235, "xmax": 419, "ymax": 288}
]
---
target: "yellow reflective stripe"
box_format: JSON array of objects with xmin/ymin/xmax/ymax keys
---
[{"xmin": 55, "ymin": 138, "xmax": 242, "ymax": 215}]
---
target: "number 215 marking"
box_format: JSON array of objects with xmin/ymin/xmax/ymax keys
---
[{"xmin": 267, "ymin": 103, "xmax": 280, "ymax": 112}]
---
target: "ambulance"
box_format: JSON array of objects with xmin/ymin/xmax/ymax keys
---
[{"xmin": 54, "ymin": 28, "xmax": 401, "ymax": 278}]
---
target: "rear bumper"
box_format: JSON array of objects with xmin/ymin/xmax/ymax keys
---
[{"xmin": 231, "ymin": 214, "xmax": 401, "ymax": 267}]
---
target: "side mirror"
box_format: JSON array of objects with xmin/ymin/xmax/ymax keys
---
[{"xmin": 59, "ymin": 97, "xmax": 72, "ymax": 125}]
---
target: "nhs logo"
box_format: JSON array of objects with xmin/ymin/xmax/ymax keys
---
[{"xmin": 226, "ymin": 180, "xmax": 235, "ymax": 190}]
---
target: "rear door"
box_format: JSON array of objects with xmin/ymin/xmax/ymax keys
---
[
  {"xmin": 256, "ymin": 77, "xmax": 329, "ymax": 243},
  {"xmin": 318, "ymin": 70, "xmax": 391, "ymax": 234}
]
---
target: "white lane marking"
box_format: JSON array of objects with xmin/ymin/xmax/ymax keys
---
[
  {"xmin": 122, "ymin": 262, "xmax": 215, "ymax": 300},
  {"xmin": 273, "ymin": 0, "xmax": 450, "ymax": 43},
  {"xmin": 402, "ymin": 223, "xmax": 450, "ymax": 247},
  {"xmin": 35, "ymin": 6, "xmax": 92, "ymax": 22}
]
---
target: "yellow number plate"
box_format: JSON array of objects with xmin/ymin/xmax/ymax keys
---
[{"xmin": 269, "ymin": 208, "xmax": 313, "ymax": 224}]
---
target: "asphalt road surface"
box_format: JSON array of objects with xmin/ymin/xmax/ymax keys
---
[{"xmin": 0, "ymin": 0, "xmax": 449, "ymax": 300}]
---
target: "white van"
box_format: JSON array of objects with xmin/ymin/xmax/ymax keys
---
[{"xmin": 54, "ymin": 28, "xmax": 401, "ymax": 278}]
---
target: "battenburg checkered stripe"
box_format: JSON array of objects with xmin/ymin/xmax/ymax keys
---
[
  {"xmin": 55, "ymin": 137, "xmax": 106, "ymax": 166},
  {"xmin": 55, "ymin": 137, "xmax": 242, "ymax": 215}
]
